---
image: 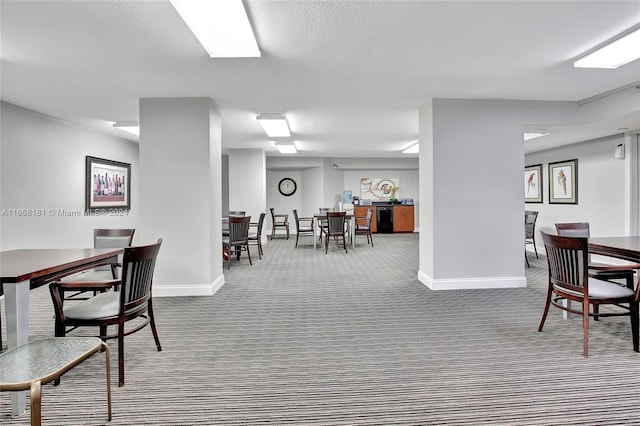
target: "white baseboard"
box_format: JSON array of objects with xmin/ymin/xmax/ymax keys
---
[
  {"xmin": 154, "ymin": 274, "xmax": 225, "ymax": 297},
  {"xmin": 417, "ymin": 270, "xmax": 526, "ymax": 290}
]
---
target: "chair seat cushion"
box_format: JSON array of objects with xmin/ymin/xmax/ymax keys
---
[
  {"xmin": 64, "ymin": 291, "xmax": 120, "ymax": 320},
  {"xmin": 298, "ymin": 226, "xmax": 313, "ymax": 232},
  {"xmin": 555, "ymin": 278, "xmax": 635, "ymax": 299}
]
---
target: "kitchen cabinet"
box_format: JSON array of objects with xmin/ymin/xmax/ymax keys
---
[{"xmin": 393, "ymin": 205, "xmax": 414, "ymax": 233}]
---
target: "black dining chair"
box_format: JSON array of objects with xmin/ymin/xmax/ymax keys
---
[
  {"xmin": 248, "ymin": 212, "xmax": 266, "ymax": 259},
  {"xmin": 49, "ymin": 238, "xmax": 163, "ymax": 386},
  {"xmin": 524, "ymin": 210, "xmax": 538, "ymax": 267},
  {"xmin": 223, "ymin": 216, "xmax": 252, "ymax": 269},
  {"xmin": 270, "ymin": 208, "xmax": 289, "ymax": 240},
  {"xmin": 325, "ymin": 211, "xmax": 348, "ymax": 254},
  {"xmin": 293, "ymin": 209, "xmax": 315, "ymax": 248},
  {"xmin": 538, "ymin": 231, "xmax": 639, "ymax": 357}
]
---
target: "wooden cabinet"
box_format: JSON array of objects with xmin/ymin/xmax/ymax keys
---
[
  {"xmin": 393, "ymin": 205, "xmax": 414, "ymax": 233},
  {"xmin": 354, "ymin": 206, "xmax": 377, "ymax": 233}
]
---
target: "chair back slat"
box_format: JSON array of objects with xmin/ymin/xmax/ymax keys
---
[
  {"xmin": 229, "ymin": 216, "xmax": 251, "ymax": 245},
  {"xmin": 327, "ymin": 211, "xmax": 346, "ymax": 234},
  {"xmin": 542, "ymin": 232, "xmax": 588, "ymax": 295},
  {"xmin": 119, "ymin": 239, "xmax": 162, "ymax": 313},
  {"xmin": 524, "ymin": 211, "xmax": 538, "ymax": 238}
]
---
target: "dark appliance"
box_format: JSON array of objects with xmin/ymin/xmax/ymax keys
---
[{"xmin": 377, "ymin": 206, "xmax": 394, "ymax": 233}]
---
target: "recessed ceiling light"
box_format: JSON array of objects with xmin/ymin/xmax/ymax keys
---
[
  {"xmin": 524, "ymin": 132, "xmax": 549, "ymax": 141},
  {"xmin": 169, "ymin": 0, "xmax": 260, "ymax": 58},
  {"xmin": 113, "ymin": 121, "xmax": 139, "ymax": 136},
  {"xmin": 574, "ymin": 27, "xmax": 640, "ymax": 69},
  {"xmin": 257, "ymin": 113, "xmax": 291, "ymax": 137}
]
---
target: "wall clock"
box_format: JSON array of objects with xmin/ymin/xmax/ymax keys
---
[{"xmin": 278, "ymin": 177, "xmax": 297, "ymax": 196}]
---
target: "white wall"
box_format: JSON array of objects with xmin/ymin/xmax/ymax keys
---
[
  {"xmin": 266, "ymin": 170, "xmax": 303, "ymax": 236},
  {"xmin": 266, "ymin": 162, "xmax": 421, "ymax": 234},
  {"xmin": 525, "ymin": 134, "xmax": 629, "ymax": 250},
  {"xmin": 0, "ymin": 102, "xmax": 138, "ymax": 249}
]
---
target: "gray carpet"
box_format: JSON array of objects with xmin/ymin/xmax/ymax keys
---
[{"xmin": 3, "ymin": 233, "xmax": 640, "ymax": 425}]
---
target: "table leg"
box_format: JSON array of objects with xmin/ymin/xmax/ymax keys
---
[
  {"xmin": 4, "ymin": 280, "xmax": 30, "ymax": 416},
  {"xmin": 563, "ymin": 299, "xmax": 571, "ymax": 319},
  {"xmin": 314, "ymin": 220, "xmax": 317, "ymax": 250}
]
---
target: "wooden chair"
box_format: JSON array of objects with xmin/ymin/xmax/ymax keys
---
[
  {"xmin": 270, "ymin": 208, "xmax": 289, "ymax": 240},
  {"xmin": 318, "ymin": 207, "xmax": 331, "ymax": 242},
  {"xmin": 223, "ymin": 216, "xmax": 252, "ymax": 269},
  {"xmin": 49, "ymin": 238, "xmax": 163, "ymax": 386},
  {"xmin": 538, "ymin": 231, "xmax": 639, "ymax": 357},
  {"xmin": 0, "ymin": 337, "xmax": 112, "ymax": 426},
  {"xmin": 354, "ymin": 208, "xmax": 374, "ymax": 247},
  {"xmin": 325, "ymin": 211, "xmax": 348, "ymax": 254},
  {"xmin": 555, "ymin": 222, "xmax": 637, "ymax": 289},
  {"xmin": 58, "ymin": 228, "xmax": 135, "ymax": 299},
  {"xmin": 248, "ymin": 212, "xmax": 266, "ymax": 259},
  {"xmin": 524, "ymin": 210, "xmax": 538, "ymax": 267},
  {"xmin": 293, "ymin": 209, "xmax": 315, "ymax": 248}
]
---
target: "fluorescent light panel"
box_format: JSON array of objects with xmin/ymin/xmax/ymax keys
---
[
  {"xmin": 257, "ymin": 113, "xmax": 291, "ymax": 137},
  {"xmin": 274, "ymin": 142, "xmax": 297, "ymax": 154},
  {"xmin": 169, "ymin": 0, "xmax": 260, "ymax": 58},
  {"xmin": 574, "ymin": 27, "xmax": 640, "ymax": 69},
  {"xmin": 524, "ymin": 132, "xmax": 549, "ymax": 141},
  {"xmin": 113, "ymin": 121, "xmax": 139, "ymax": 136}
]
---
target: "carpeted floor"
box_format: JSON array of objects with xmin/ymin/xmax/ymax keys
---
[{"xmin": 2, "ymin": 233, "xmax": 640, "ymax": 425}]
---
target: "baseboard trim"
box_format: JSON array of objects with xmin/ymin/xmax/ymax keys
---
[
  {"xmin": 154, "ymin": 274, "xmax": 225, "ymax": 297},
  {"xmin": 417, "ymin": 270, "xmax": 526, "ymax": 290}
]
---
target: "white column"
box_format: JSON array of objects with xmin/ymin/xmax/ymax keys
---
[
  {"xmin": 228, "ymin": 149, "xmax": 266, "ymax": 223},
  {"xmin": 138, "ymin": 97, "xmax": 223, "ymax": 296},
  {"xmin": 418, "ymin": 99, "xmax": 580, "ymax": 290}
]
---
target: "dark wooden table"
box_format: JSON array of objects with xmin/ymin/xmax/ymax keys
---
[
  {"xmin": 589, "ymin": 236, "xmax": 640, "ymax": 262},
  {"xmin": 0, "ymin": 248, "xmax": 121, "ymax": 416}
]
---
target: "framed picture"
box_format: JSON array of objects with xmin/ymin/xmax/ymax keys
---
[
  {"xmin": 85, "ymin": 156, "xmax": 131, "ymax": 210},
  {"xmin": 549, "ymin": 159, "xmax": 577, "ymax": 204},
  {"xmin": 524, "ymin": 164, "xmax": 543, "ymax": 203}
]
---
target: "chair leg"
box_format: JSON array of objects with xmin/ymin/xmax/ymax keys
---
[
  {"xmin": 537, "ymin": 286, "xmax": 553, "ymax": 332},
  {"xmin": 118, "ymin": 326, "xmax": 125, "ymax": 387},
  {"xmin": 631, "ymin": 301, "xmax": 640, "ymax": 352},
  {"xmin": 525, "ymin": 252, "xmax": 530, "ymax": 268},
  {"xmin": 101, "ymin": 342, "xmax": 113, "ymax": 421},
  {"xmin": 148, "ymin": 299, "xmax": 162, "ymax": 351},
  {"xmin": 295, "ymin": 233, "xmax": 300, "ymax": 248},
  {"xmin": 534, "ymin": 240, "xmax": 538, "ymax": 258},
  {"xmin": 245, "ymin": 242, "xmax": 252, "ymax": 265},
  {"xmin": 582, "ymin": 298, "xmax": 590, "ymax": 357},
  {"xmin": 30, "ymin": 381, "xmax": 42, "ymax": 426}
]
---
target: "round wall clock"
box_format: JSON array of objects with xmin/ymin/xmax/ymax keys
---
[{"xmin": 278, "ymin": 177, "xmax": 297, "ymax": 196}]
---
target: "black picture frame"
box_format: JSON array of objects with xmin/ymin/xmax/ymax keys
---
[
  {"xmin": 524, "ymin": 164, "xmax": 543, "ymax": 203},
  {"xmin": 85, "ymin": 156, "xmax": 131, "ymax": 211},
  {"xmin": 548, "ymin": 159, "xmax": 578, "ymax": 204}
]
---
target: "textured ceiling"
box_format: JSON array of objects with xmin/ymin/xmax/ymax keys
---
[{"xmin": 1, "ymin": 1, "xmax": 639, "ymax": 157}]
